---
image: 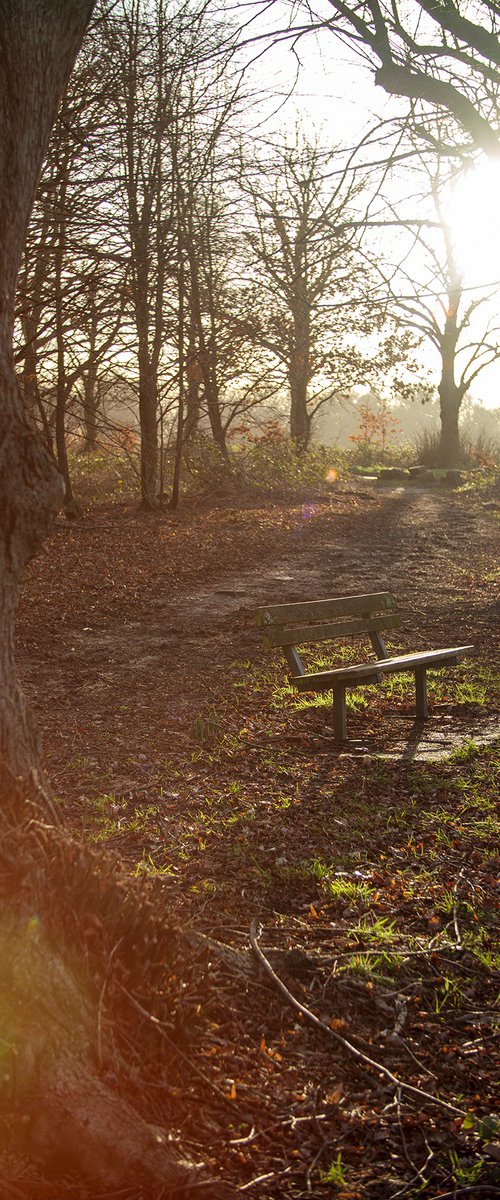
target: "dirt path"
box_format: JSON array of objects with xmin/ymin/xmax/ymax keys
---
[{"xmin": 16, "ymin": 483, "xmax": 499, "ymax": 804}]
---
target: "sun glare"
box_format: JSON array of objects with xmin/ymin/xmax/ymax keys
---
[{"xmin": 448, "ymin": 161, "xmax": 500, "ymax": 287}]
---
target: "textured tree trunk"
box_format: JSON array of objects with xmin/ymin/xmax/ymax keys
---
[
  {"xmin": 438, "ymin": 299, "xmax": 463, "ymax": 467},
  {"xmin": 0, "ymin": 6, "xmax": 199, "ymax": 1191},
  {"xmin": 0, "ymin": 1, "xmax": 95, "ymax": 780},
  {"xmin": 438, "ymin": 378, "xmax": 462, "ymax": 467},
  {"xmin": 0, "ymin": 394, "xmax": 61, "ymax": 782},
  {"xmin": 288, "ymin": 283, "xmax": 311, "ymax": 450},
  {"xmin": 138, "ymin": 348, "xmax": 159, "ymax": 508}
]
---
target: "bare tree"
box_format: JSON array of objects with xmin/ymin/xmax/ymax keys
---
[
  {"xmin": 99, "ymin": 0, "xmax": 242, "ymax": 507},
  {"xmin": 240, "ymin": 131, "xmax": 397, "ymax": 449},
  {"xmin": 295, "ymin": 0, "xmax": 500, "ymax": 156},
  {"xmin": 368, "ymin": 153, "xmax": 500, "ymax": 463},
  {"xmin": 173, "ymin": 109, "xmax": 255, "ymax": 462},
  {"xmin": 0, "ymin": 3, "xmax": 210, "ymax": 1188},
  {"xmin": 16, "ymin": 26, "xmax": 128, "ymax": 501},
  {"xmin": 100, "ymin": 0, "xmax": 178, "ymax": 508}
]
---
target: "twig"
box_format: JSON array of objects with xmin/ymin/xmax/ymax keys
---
[
  {"xmin": 249, "ymin": 920, "xmax": 466, "ymax": 1118},
  {"xmin": 121, "ymin": 987, "xmax": 253, "ymax": 1123},
  {"xmin": 229, "ymin": 1111, "xmax": 329, "ymax": 1146},
  {"xmin": 167, "ymin": 1180, "xmax": 232, "ymax": 1195},
  {"xmin": 229, "ymin": 1126, "xmax": 256, "ymax": 1146},
  {"xmin": 391, "ymin": 1033, "xmax": 438, "ymax": 1080},
  {"xmin": 384, "ymin": 999, "xmax": 437, "ymax": 1080},
  {"xmin": 427, "ymin": 1189, "xmax": 500, "ymax": 1198},
  {"xmin": 238, "ymin": 1167, "xmax": 293, "ymax": 1192},
  {"xmin": 388, "ymin": 1135, "xmax": 435, "ymax": 1200},
  {"xmin": 452, "ymin": 866, "xmax": 466, "ymax": 949},
  {"xmin": 238, "ymin": 1174, "xmax": 275, "ymax": 1192},
  {"xmin": 393, "ymin": 1085, "xmax": 432, "ymax": 1187},
  {"xmin": 305, "ymin": 1143, "xmax": 327, "ymax": 1193}
]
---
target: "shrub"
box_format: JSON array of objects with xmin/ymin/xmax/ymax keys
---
[
  {"xmin": 348, "ymin": 400, "xmax": 403, "ymax": 466},
  {"xmin": 180, "ymin": 434, "xmax": 236, "ymax": 496},
  {"xmin": 68, "ymin": 450, "xmax": 139, "ymax": 506},
  {"xmin": 235, "ymin": 424, "xmax": 347, "ymax": 495},
  {"xmin": 412, "ymin": 424, "xmax": 500, "ymax": 468}
]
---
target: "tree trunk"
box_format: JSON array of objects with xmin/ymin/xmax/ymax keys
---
[
  {"xmin": 187, "ymin": 243, "xmax": 228, "ymax": 459},
  {"xmin": 19, "ymin": 314, "xmax": 55, "ymax": 454},
  {"xmin": 438, "ymin": 377, "xmax": 462, "ymax": 467},
  {"xmin": 138, "ymin": 350, "xmax": 159, "ymax": 508},
  {"xmin": 82, "ymin": 284, "xmax": 100, "ymax": 452},
  {"xmin": 184, "ymin": 323, "xmax": 202, "ymax": 442},
  {"xmin": 0, "ymin": 0, "xmax": 96, "ymax": 780},
  {"xmin": 288, "ymin": 285, "xmax": 311, "ymax": 451},
  {"xmin": 289, "ymin": 353, "xmax": 311, "ymax": 449},
  {"xmin": 204, "ymin": 354, "xmax": 228, "ymax": 458},
  {"xmin": 170, "ymin": 253, "xmax": 185, "ymax": 509},
  {"xmin": 0, "ymin": 6, "xmax": 201, "ymax": 1190},
  {"xmin": 0, "ymin": 785, "xmax": 199, "ymax": 1192},
  {"xmin": 82, "ymin": 367, "xmax": 99, "ymax": 451},
  {"xmin": 133, "ymin": 255, "xmax": 159, "ymax": 508},
  {"xmin": 438, "ymin": 298, "xmax": 462, "ymax": 467}
]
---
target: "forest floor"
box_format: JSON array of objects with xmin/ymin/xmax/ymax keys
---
[{"xmin": 16, "ymin": 477, "xmax": 500, "ymax": 1199}]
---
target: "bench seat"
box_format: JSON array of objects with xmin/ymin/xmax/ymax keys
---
[
  {"xmin": 256, "ymin": 591, "xmax": 475, "ymax": 742},
  {"xmin": 292, "ymin": 646, "xmax": 475, "ymax": 690}
]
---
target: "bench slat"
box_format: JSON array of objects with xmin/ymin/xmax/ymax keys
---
[
  {"xmin": 256, "ymin": 591, "xmax": 395, "ymax": 627},
  {"xmin": 293, "ymin": 646, "xmax": 475, "ymax": 691},
  {"xmin": 262, "ymin": 612, "xmax": 402, "ymax": 647}
]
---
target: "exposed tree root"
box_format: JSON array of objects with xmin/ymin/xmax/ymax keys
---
[{"xmin": 0, "ymin": 777, "xmax": 208, "ymax": 1195}]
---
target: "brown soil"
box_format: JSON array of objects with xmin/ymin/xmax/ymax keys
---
[{"xmin": 14, "ymin": 482, "xmax": 500, "ymax": 1199}]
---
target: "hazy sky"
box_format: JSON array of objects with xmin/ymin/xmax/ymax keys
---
[{"xmin": 243, "ymin": 9, "xmax": 500, "ymax": 411}]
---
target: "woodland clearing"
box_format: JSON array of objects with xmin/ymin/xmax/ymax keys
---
[{"xmin": 14, "ymin": 477, "xmax": 500, "ymax": 1199}]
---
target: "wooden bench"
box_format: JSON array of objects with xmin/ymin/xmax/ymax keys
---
[{"xmin": 256, "ymin": 592, "xmax": 474, "ymax": 742}]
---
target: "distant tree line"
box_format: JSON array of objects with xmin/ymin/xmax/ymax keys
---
[
  {"xmin": 15, "ymin": 0, "xmax": 500, "ymax": 514},
  {"xmin": 12, "ymin": 0, "xmax": 427, "ymax": 511}
]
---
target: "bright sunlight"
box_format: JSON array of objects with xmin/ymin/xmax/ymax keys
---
[{"xmin": 449, "ymin": 159, "xmax": 500, "ymax": 286}]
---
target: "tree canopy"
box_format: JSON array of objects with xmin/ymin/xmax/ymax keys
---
[{"xmin": 289, "ymin": 0, "xmax": 500, "ymax": 155}]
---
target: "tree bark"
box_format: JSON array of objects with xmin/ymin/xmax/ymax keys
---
[
  {"xmin": 288, "ymin": 278, "xmax": 311, "ymax": 450},
  {"xmin": 0, "ymin": 1, "xmax": 97, "ymax": 780},
  {"xmin": 438, "ymin": 376, "xmax": 462, "ymax": 466},
  {"xmin": 187, "ymin": 239, "xmax": 228, "ymax": 459},
  {"xmin": 0, "ymin": 10, "xmax": 207, "ymax": 1190},
  {"xmin": 81, "ymin": 283, "xmax": 100, "ymax": 452},
  {"xmin": 437, "ymin": 295, "xmax": 464, "ymax": 467},
  {"xmin": 138, "ymin": 342, "xmax": 159, "ymax": 507}
]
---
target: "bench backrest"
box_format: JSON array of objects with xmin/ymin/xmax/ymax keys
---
[{"xmin": 256, "ymin": 592, "xmax": 401, "ymax": 675}]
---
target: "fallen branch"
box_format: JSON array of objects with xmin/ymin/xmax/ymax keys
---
[{"xmin": 249, "ymin": 919, "xmax": 465, "ymax": 1118}]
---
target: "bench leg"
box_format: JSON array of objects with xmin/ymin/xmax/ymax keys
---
[
  {"xmin": 332, "ymin": 684, "xmax": 347, "ymax": 741},
  {"xmin": 415, "ymin": 667, "xmax": 428, "ymax": 721}
]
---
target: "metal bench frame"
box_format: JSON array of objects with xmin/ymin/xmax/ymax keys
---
[{"xmin": 256, "ymin": 591, "xmax": 474, "ymax": 741}]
